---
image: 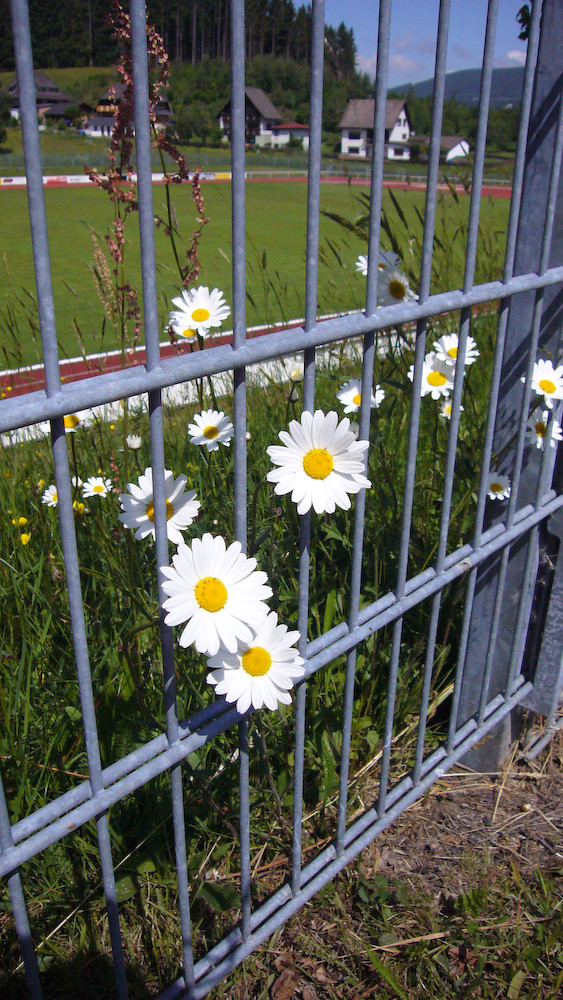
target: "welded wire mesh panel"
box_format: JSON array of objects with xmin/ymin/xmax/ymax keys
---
[{"xmin": 1, "ymin": 0, "xmax": 563, "ymax": 997}]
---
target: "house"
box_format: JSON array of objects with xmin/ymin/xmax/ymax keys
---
[
  {"xmin": 83, "ymin": 82, "xmax": 172, "ymax": 137},
  {"xmin": 6, "ymin": 71, "xmax": 74, "ymax": 121},
  {"xmin": 440, "ymin": 136, "xmax": 470, "ymax": 161},
  {"xmin": 218, "ymin": 87, "xmax": 283, "ymax": 146},
  {"xmin": 271, "ymin": 121, "xmax": 310, "ymax": 151},
  {"xmin": 339, "ymin": 98, "xmax": 412, "ymax": 160}
]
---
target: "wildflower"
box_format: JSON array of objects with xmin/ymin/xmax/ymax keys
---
[
  {"xmin": 440, "ymin": 399, "xmax": 464, "ymax": 420},
  {"xmin": 287, "ymin": 362, "xmax": 304, "ymax": 382},
  {"xmin": 126, "ymin": 434, "xmax": 142, "ymax": 450},
  {"xmin": 73, "ymin": 501, "xmax": 86, "ymax": 516},
  {"xmin": 206, "ymin": 611, "xmax": 304, "ymax": 714},
  {"xmin": 83, "ymin": 476, "xmax": 112, "ymax": 498},
  {"xmin": 486, "ymin": 472, "xmax": 511, "ymax": 500},
  {"xmin": 12, "ymin": 516, "xmax": 28, "ymax": 527},
  {"xmin": 169, "ymin": 286, "xmax": 230, "ymax": 341},
  {"xmin": 42, "ymin": 484, "xmax": 58, "ymax": 507},
  {"xmin": 433, "ymin": 333, "xmax": 479, "ymax": 367},
  {"xmin": 161, "ymin": 533, "xmax": 272, "ymax": 656},
  {"xmin": 530, "ymin": 359, "xmax": 563, "ymax": 409},
  {"xmin": 526, "ymin": 408, "xmax": 563, "ymax": 450},
  {"xmin": 355, "ymin": 249, "xmax": 400, "ymax": 276},
  {"xmin": 266, "ymin": 410, "xmax": 371, "ymax": 516},
  {"xmin": 20, "ymin": 533, "xmax": 31, "ymax": 545},
  {"xmin": 378, "ymin": 266, "xmax": 418, "ymax": 307},
  {"xmin": 336, "ymin": 378, "xmax": 385, "ymax": 413},
  {"xmin": 63, "ymin": 414, "xmax": 81, "ymax": 432},
  {"xmin": 118, "ymin": 468, "xmax": 200, "ymax": 545},
  {"xmin": 409, "ymin": 353, "xmax": 454, "ymax": 400},
  {"xmin": 188, "ymin": 410, "xmax": 234, "ymax": 451},
  {"xmin": 71, "ymin": 476, "xmax": 83, "ymax": 488}
]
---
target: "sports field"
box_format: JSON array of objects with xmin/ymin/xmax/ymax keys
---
[{"xmin": 0, "ymin": 179, "xmax": 509, "ymax": 366}]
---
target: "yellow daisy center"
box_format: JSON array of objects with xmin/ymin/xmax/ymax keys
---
[
  {"xmin": 195, "ymin": 576, "xmax": 228, "ymax": 613},
  {"xmin": 203, "ymin": 425, "xmax": 219, "ymax": 439},
  {"xmin": 51, "ymin": 492, "xmax": 58, "ymax": 503},
  {"xmin": 535, "ymin": 421, "xmax": 546, "ymax": 437},
  {"xmin": 93, "ymin": 484, "xmax": 105, "ymax": 493},
  {"xmin": 242, "ymin": 646, "xmax": 272, "ymax": 677},
  {"xmin": 352, "ymin": 393, "xmax": 362, "ymax": 405},
  {"xmin": 447, "ymin": 346, "xmax": 458, "ymax": 358},
  {"xmin": 427, "ymin": 370, "xmax": 447, "ymax": 387},
  {"xmin": 388, "ymin": 279, "xmax": 406, "ymax": 300},
  {"xmin": 303, "ymin": 448, "xmax": 334, "ymax": 479},
  {"xmin": 146, "ymin": 499, "xmax": 174, "ymax": 522},
  {"xmin": 180, "ymin": 327, "xmax": 197, "ymax": 339},
  {"xmin": 64, "ymin": 414, "xmax": 80, "ymax": 429},
  {"xmin": 539, "ymin": 378, "xmax": 556, "ymax": 394},
  {"xmin": 490, "ymin": 482, "xmax": 503, "ymax": 493},
  {"xmin": 191, "ymin": 307, "xmax": 210, "ymax": 323}
]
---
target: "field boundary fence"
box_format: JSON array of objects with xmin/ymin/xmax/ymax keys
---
[{"xmin": 2, "ymin": 0, "xmax": 563, "ymax": 997}]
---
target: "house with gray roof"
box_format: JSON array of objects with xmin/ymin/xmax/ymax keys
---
[
  {"xmin": 6, "ymin": 71, "xmax": 74, "ymax": 121},
  {"xmin": 218, "ymin": 87, "xmax": 283, "ymax": 146},
  {"xmin": 339, "ymin": 98, "xmax": 412, "ymax": 160}
]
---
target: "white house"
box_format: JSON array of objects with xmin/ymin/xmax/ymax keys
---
[
  {"xmin": 218, "ymin": 87, "xmax": 283, "ymax": 146},
  {"xmin": 441, "ymin": 136, "xmax": 470, "ymax": 161},
  {"xmin": 339, "ymin": 99, "xmax": 412, "ymax": 160},
  {"xmin": 271, "ymin": 121, "xmax": 310, "ymax": 150}
]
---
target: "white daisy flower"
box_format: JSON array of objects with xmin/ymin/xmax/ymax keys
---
[
  {"xmin": 433, "ymin": 333, "xmax": 479, "ymax": 367},
  {"xmin": 266, "ymin": 410, "xmax": 371, "ymax": 516},
  {"xmin": 486, "ymin": 472, "xmax": 511, "ymax": 500},
  {"xmin": 83, "ymin": 476, "xmax": 113, "ymax": 498},
  {"xmin": 126, "ymin": 434, "xmax": 142, "ymax": 450},
  {"xmin": 355, "ymin": 249, "xmax": 400, "ymax": 276},
  {"xmin": 336, "ymin": 378, "xmax": 385, "ymax": 413},
  {"xmin": 161, "ymin": 533, "xmax": 273, "ymax": 656},
  {"xmin": 71, "ymin": 476, "xmax": 83, "ymax": 488},
  {"xmin": 286, "ymin": 361, "xmax": 304, "ymax": 382},
  {"xmin": 206, "ymin": 611, "xmax": 304, "ymax": 714},
  {"xmin": 188, "ymin": 410, "xmax": 234, "ymax": 451},
  {"xmin": 168, "ymin": 286, "xmax": 230, "ymax": 341},
  {"xmin": 440, "ymin": 399, "xmax": 464, "ymax": 420},
  {"xmin": 408, "ymin": 352, "xmax": 454, "ymax": 399},
  {"xmin": 118, "ymin": 468, "xmax": 200, "ymax": 545},
  {"xmin": 526, "ymin": 408, "xmax": 563, "ymax": 450},
  {"xmin": 42, "ymin": 484, "xmax": 58, "ymax": 507},
  {"xmin": 63, "ymin": 414, "xmax": 81, "ymax": 433},
  {"xmin": 378, "ymin": 266, "xmax": 418, "ymax": 307},
  {"xmin": 530, "ymin": 359, "xmax": 563, "ymax": 409}
]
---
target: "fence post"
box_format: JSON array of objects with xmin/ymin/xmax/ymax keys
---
[{"xmin": 458, "ymin": 0, "xmax": 563, "ymax": 769}]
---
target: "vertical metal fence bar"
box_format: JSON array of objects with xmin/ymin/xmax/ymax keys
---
[
  {"xmin": 11, "ymin": 1, "xmax": 129, "ymax": 993},
  {"xmin": 229, "ymin": 0, "xmax": 252, "ymax": 941},
  {"xmin": 413, "ymin": 0, "xmax": 499, "ymax": 782},
  {"xmin": 447, "ymin": 0, "xmax": 544, "ymax": 748},
  {"xmin": 0, "ymin": 773, "xmax": 43, "ymax": 999},
  {"xmin": 129, "ymin": 0, "xmax": 195, "ymax": 986},
  {"xmin": 335, "ymin": 0, "xmax": 392, "ymax": 853},
  {"xmin": 378, "ymin": 0, "xmax": 451, "ymax": 817},
  {"xmin": 292, "ymin": 0, "xmax": 324, "ymax": 894}
]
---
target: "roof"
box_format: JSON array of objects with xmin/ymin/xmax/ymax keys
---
[
  {"xmin": 338, "ymin": 98, "xmax": 408, "ymax": 130},
  {"xmin": 219, "ymin": 87, "xmax": 282, "ymax": 121},
  {"xmin": 439, "ymin": 135, "xmax": 468, "ymax": 150},
  {"xmin": 272, "ymin": 121, "xmax": 309, "ymax": 131},
  {"xmin": 7, "ymin": 71, "xmax": 72, "ymax": 104}
]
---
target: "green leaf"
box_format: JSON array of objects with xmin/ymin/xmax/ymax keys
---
[
  {"xmin": 508, "ymin": 970, "xmax": 527, "ymax": 998},
  {"xmin": 199, "ymin": 882, "xmax": 240, "ymax": 912}
]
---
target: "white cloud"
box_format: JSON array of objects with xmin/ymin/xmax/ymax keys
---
[
  {"xmin": 394, "ymin": 31, "xmax": 435, "ymax": 56},
  {"xmin": 389, "ymin": 54, "xmax": 421, "ymax": 76},
  {"xmin": 355, "ymin": 53, "xmax": 378, "ymax": 77},
  {"xmin": 506, "ymin": 49, "xmax": 526, "ymax": 66}
]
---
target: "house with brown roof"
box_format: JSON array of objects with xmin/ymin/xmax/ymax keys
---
[
  {"xmin": 218, "ymin": 87, "xmax": 283, "ymax": 146},
  {"xmin": 339, "ymin": 98, "xmax": 412, "ymax": 160},
  {"xmin": 83, "ymin": 82, "xmax": 172, "ymax": 137},
  {"xmin": 6, "ymin": 71, "xmax": 74, "ymax": 121},
  {"xmin": 271, "ymin": 121, "xmax": 310, "ymax": 151}
]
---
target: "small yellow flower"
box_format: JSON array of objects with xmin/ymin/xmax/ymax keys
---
[
  {"xmin": 12, "ymin": 516, "xmax": 28, "ymax": 526},
  {"xmin": 4, "ymin": 471, "xmax": 11, "ymax": 478},
  {"xmin": 73, "ymin": 501, "xmax": 86, "ymax": 516},
  {"xmin": 20, "ymin": 533, "xmax": 31, "ymax": 546},
  {"xmin": 38, "ymin": 478, "xmax": 45, "ymax": 488}
]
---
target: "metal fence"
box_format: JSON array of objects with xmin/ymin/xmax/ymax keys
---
[{"xmin": 2, "ymin": 0, "xmax": 563, "ymax": 997}]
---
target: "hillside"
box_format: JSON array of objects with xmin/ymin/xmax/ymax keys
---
[{"xmin": 394, "ymin": 66, "xmax": 525, "ymax": 108}]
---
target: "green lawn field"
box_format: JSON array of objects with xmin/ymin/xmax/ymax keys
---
[{"xmin": 0, "ymin": 179, "xmax": 509, "ymax": 366}]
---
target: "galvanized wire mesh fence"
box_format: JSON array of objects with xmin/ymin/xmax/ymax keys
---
[{"xmin": 1, "ymin": 0, "xmax": 563, "ymax": 997}]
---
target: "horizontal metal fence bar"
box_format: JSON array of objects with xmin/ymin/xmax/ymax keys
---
[
  {"xmin": 2, "ymin": 267, "xmax": 563, "ymax": 435},
  {"xmin": 2, "ymin": 491, "xmax": 558, "ymax": 879},
  {"xmin": 158, "ymin": 681, "xmax": 531, "ymax": 999}
]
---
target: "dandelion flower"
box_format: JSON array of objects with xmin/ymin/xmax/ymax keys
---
[
  {"xmin": 530, "ymin": 359, "xmax": 563, "ymax": 409},
  {"xmin": 169, "ymin": 286, "xmax": 230, "ymax": 341},
  {"xmin": 526, "ymin": 408, "xmax": 563, "ymax": 450},
  {"xmin": 433, "ymin": 333, "xmax": 479, "ymax": 367},
  {"xmin": 119, "ymin": 468, "xmax": 200, "ymax": 545},
  {"xmin": 83, "ymin": 476, "xmax": 112, "ymax": 498},
  {"xmin": 266, "ymin": 410, "xmax": 371, "ymax": 516},
  {"xmin": 355, "ymin": 249, "xmax": 400, "ymax": 276},
  {"xmin": 42, "ymin": 484, "xmax": 58, "ymax": 507},
  {"xmin": 206, "ymin": 611, "xmax": 304, "ymax": 714},
  {"xmin": 161, "ymin": 533, "xmax": 272, "ymax": 656},
  {"xmin": 336, "ymin": 378, "xmax": 385, "ymax": 413},
  {"xmin": 126, "ymin": 434, "xmax": 142, "ymax": 450},
  {"xmin": 63, "ymin": 414, "xmax": 81, "ymax": 433},
  {"xmin": 486, "ymin": 472, "xmax": 511, "ymax": 500},
  {"xmin": 409, "ymin": 353, "xmax": 454, "ymax": 399},
  {"xmin": 188, "ymin": 410, "xmax": 234, "ymax": 451},
  {"xmin": 378, "ymin": 266, "xmax": 418, "ymax": 307}
]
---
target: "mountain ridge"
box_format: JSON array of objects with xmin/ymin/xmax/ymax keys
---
[{"xmin": 391, "ymin": 66, "xmax": 525, "ymax": 108}]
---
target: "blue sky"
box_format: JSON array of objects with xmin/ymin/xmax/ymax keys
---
[{"xmin": 324, "ymin": 0, "xmax": 528, "ymax": 88}]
